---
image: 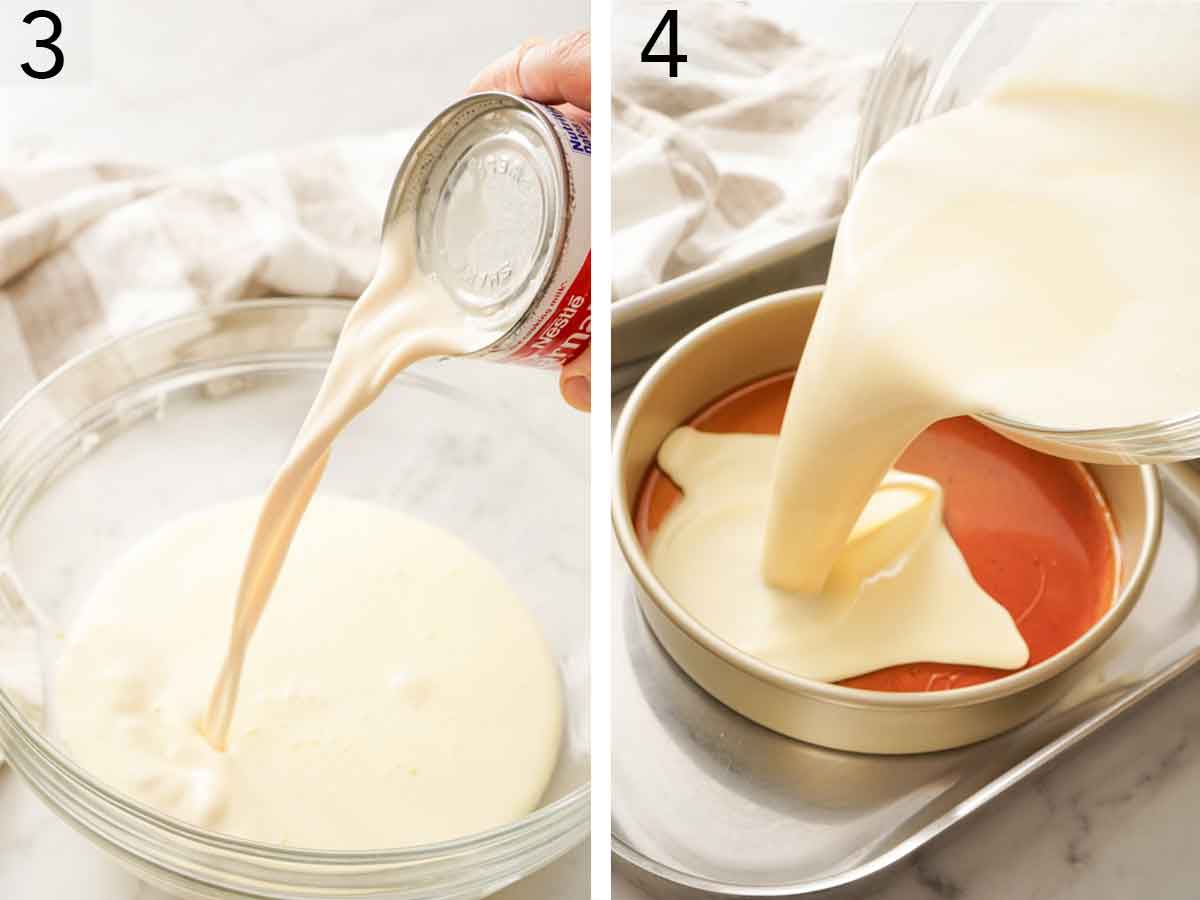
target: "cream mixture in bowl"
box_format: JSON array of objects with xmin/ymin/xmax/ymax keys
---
[
  {"xmin": 0, "ymin": 300, "xmax": 588, "ymax": 899},
  {"xmin": 55, "ymin": 494, "xmax": 564, "ymax": 850}
]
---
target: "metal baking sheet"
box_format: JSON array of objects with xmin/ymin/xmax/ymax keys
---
[
  {"xmin": 612, "ymin": 464, "xmax": 1200, "ymax": 897},
  {"xmin": 612, "ymin": 226, "xmax": 835, "ymax": 393}
]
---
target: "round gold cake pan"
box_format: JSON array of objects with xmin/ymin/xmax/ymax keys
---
[{"xmin": 612, "ymin": 286, "xmax": 1162, "ymax": 754}]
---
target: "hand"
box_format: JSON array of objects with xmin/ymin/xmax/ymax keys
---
[{"xmin": 470, "ymin": 33, "xmax": 592, "ymax": 412}]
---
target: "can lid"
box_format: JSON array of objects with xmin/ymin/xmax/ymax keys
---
[{"xmin": 383, "ymin": 93, "xmax": 568, "ymax": 334}]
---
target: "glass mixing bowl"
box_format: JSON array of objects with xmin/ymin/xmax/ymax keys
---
[
  {"xmin": 0, "ymin": 300, "xmax": 589, "ymax": 899},
  {"xmin": 852, "ymin": 2, "xmax": 1200, "ymax": 464}
]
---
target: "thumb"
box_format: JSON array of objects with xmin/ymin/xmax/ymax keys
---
[
  {"xmin": 559, "ymin": 346, "xmax": 591, "ymax": 412},
  {"xmin": 469, "ymin": 32, "xmax": 591, "ymax": 113}
]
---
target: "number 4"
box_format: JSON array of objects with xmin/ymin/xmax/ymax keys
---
[{"xmin": 641, "ymin": 10, "xmax": 687, "ymax": 77}]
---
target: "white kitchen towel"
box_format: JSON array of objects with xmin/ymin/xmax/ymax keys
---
[
  {"xmin": 0, "ymin": 130, "xmax": 417, "ymax": 764},
  {"xmin": 0, "ymin": 132, "xmax": 420, "ymax": 412},
  {"xmin": 613, "ymin": 0, "xmax": 879, "ymax": 301}
]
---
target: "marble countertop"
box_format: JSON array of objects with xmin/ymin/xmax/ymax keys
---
[
  {"xmin": 0, "ymin": 0, "xmax": 588, "ymax": 897},
  {"xmin": 0, "ymin": 780, "xmax": 588, "ymax": 900}
]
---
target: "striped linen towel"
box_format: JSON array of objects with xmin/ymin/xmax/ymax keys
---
[
  {"xmin": 613, "ymin": 0, "xmax": 879, "ymax": 301},
  {"xmin": 0, "ymin": 129, "xmax": 416, "ymax": 764}
]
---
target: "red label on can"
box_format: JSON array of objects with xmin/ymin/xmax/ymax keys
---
[{"xmin": 505, "ymin": 253, "xmax": 591, "ymax": 367}]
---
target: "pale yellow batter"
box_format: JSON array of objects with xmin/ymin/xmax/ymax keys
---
[
  {"xmin": 56, "ymin": 495, "xmax": 563, "ymax": 849},
  {"xmin": 650, "ymin": 428, "xmax": 1027, "ymax": 682}
]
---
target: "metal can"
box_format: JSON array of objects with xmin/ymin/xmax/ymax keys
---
[{"xmin": 383, "ymin": 91, "xmax": 591, "ymax": 369}]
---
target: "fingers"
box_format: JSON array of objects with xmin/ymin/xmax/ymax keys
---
[
  {"xmin": 554, "ymin": 103, "xmax": 591, "ymax": 126},
  {"xmin": 469, "ymin": 31, "xmax": 591, "ymax": 112},
  {"xmin": 559, "ymin": 347, "xmax": 591, "ymax": 412}
]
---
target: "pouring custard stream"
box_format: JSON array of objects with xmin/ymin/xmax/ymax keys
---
[
  {"xmin": 763, "ymin": 9, "xmax": 1200, "ymax": 592},
  {"xmin": 202, "ymin": 219, "xmax": 490, "ymax": 749}
]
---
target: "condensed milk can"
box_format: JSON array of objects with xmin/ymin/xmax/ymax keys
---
[{"xmin": 383, "ymin": 91, "xmax": 591, "ymax": 368}]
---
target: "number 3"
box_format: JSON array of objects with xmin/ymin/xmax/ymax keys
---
[{"xmin": 21, "ymin": 9, "xmax": 64, "ymax": 80}]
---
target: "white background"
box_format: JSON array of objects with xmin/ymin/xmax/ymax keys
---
[
  {"xmin": 0, "ymin": 1, "xmax": 590, "ymax": 899},
  {"xmin": 0, "ymin": 0, "xmax": 586, "ymax": 163}
]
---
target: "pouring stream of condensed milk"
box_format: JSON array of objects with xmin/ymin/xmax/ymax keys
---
[
  {"xmin": 201, "ymin": 220, "xmax": 487, "ymax": 749},
  {"xmin": 51, "ymin": 93, "xmax": 587, "ymax": 846},
  {"xmin": 192, "ymin": 92, "xmax": 592, "ymax": 753},
  {"xmin": 763, "ymin": 8, "xmax": 1200, "ymax": 593}
]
